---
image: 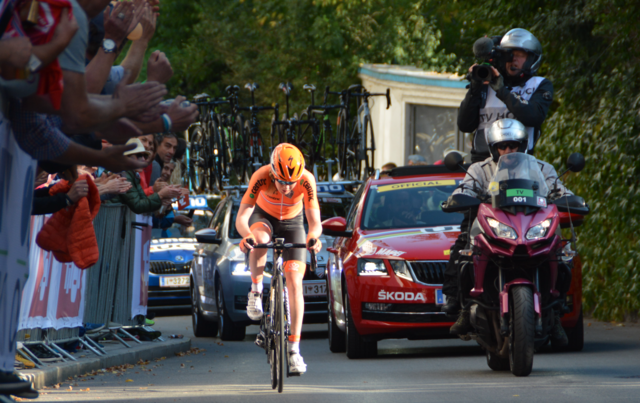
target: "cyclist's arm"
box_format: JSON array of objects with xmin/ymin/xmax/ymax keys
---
[
  {"xmin": 305, "ymin": 207, "xmax": 322, "ymax": 241},
  {"xmin": 235, "ymin": 203, "xmax": 255, "ymax": 239}
]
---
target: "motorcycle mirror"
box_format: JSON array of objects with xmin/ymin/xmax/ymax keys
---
[
  {"xmin": 567, "ymin": 153, "xmax": 585, "ymax": 173},
  {"xmin": 444, "ymin": 151, "xmax": 464, "ymax": 171}
]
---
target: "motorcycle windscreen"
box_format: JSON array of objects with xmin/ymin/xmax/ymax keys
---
[{"xmin": 488, "ymin": 153, "xmax": 549, "ymax": 209}]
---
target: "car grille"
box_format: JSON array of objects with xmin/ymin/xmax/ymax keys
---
[
  {"xmin": 150, "ymin": 260, "xmax": 191, "ymax": 275},
  {"xmin": 408, "ymin": 261, "xmax": 447, "ymax": 285}
]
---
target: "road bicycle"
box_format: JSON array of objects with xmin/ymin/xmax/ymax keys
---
[
  {"xmin": 245, "ymin": 238, "xmax": 317, "ymax": 393},
  {"xmin": 271, "ymin": 82, "xmax": 296, "ymax": 148},
  {"xmin": 215, "ymin": 85, "xmax": 246, "ymax": 186},
  {"xmin": 191, "ymin": 93, "xmax": 228, "ymax": 193},
  {"xmin": 329, "ymin": 85, "xmax": 390, "ymax": 181},
  {"xmin": 238, "ymin": 83, "xmax": 275, "ymax": 182},
  {"xmin": 297, "ymin": 85, "xmax": 345, "ymax": 180}
]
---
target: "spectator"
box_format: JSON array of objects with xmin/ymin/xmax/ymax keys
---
[
  {"xmin": 150, "ymin": 133, "xmax": 178, "ymax": 184},
  {"xmin": 169, "ymin": 138, "xmax": 186, "ymax": 186},
  {"xmin": 407, "ymin": 154, "xmax": 427, "ymax": 165},
  {"xmin": 110, "ymin": 138, "xmax": 180, "ymax": 214},
  {"xmin": 380, "ymin": 162, "xmax": 397, "ymax": 178}
]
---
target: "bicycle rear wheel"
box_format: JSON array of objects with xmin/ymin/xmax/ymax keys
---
[
  {"xmin": 208, "ymin": 119, "xmax": 224, "ymax": 192},
  {"xmin": 276, "ymin": 272, "xmax": 285, "ymax": 393}
]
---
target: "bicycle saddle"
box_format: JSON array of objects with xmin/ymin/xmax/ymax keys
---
[
  {"xmin": 303, "ymin": 84, "xmax": 316, "ymax": 92},
  {"xmin": 193, "ymin": 93, "xmax": 210, "ymax": 100}
]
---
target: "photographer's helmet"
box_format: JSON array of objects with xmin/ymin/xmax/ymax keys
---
[
  {"xmin": 486, "ymin": 119, "xmax": 528, "ymax": 162},
  {"xmin": 500, "ymin": 28, "xmax": 543, "ymax": 75}
]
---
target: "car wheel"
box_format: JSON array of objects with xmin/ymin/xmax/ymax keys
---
[
  {"xmin": 345, "ymin": 293, "xmax": 376, "ymax": 359},
  {"xmin": 216, "ymin": 284, "xmax": 246, "ymax": 341},
  {"xmin": 191, "ymin": 285, "xmax": 217, "ymax": 338},
  {"xmin": 327, "ymin": 279, "xmax": 346, "ymax": 353}
]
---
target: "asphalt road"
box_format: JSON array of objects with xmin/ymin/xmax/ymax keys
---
[{"xmin": 34, "ymin": 315, "xmax": 640, "ymax": 403}]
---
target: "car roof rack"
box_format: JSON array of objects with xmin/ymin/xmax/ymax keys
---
[{"xmin": 388, "ymin": 164, "xmax": 471, "ymax": 177}]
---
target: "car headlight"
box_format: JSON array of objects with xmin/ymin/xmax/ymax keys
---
[
  {"xmin": 526, "ymin": 219, "xmax": 552, "ymax": 240},
  {"xmin": 389, "ymin": 260, "xmax": 413, "ymax": 282},
  {"xmin": 486, "ymin": 217, "xmax": 517, "ymax": 240},
  {"xmin": 358, "ymin": 259, "xmax": 388, "ymax": 276},
  {"xmin": 231, "ymin": 261, "xmax": 250, "ymax": 276}
]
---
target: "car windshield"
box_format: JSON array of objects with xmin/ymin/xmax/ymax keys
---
[
  {"xmin": 228, "ymin": 196, "xmax": 353, "ymax": 238},
  {"xmin": 491, "ymin": 153, "xmax": 549, "ymax": 196},
  {"xmin": 361, "ymin": 180, "xmax": 464, "ymax": 230},
  {"xmin": 152, "ymin": 210, "xmax": 213, "ymax": 239}
]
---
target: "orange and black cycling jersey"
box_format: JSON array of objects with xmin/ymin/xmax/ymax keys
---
[{"xmin": 241, "ymin": 166, "xmax": 320, "ymax": 220}]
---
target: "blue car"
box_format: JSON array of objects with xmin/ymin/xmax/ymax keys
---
[
  {"xmin": 148, "ymin": 196, "xmax": 214, "ymax": 312},
  {"xmin": 190, "ymin": 183, "xmax": 354, "ymax": 341}
]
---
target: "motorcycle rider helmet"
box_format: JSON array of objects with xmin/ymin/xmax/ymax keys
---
[
  {"xmin": 270, "ymin": 143, "xmax": 305, "ymax": 184},
  {"xmin": 499, "ymin": 28, "xmax": 543, "ymax": 75},
  {"xmin": 486, "ymin": 119, "xmax": 528, "ymax": 162}
]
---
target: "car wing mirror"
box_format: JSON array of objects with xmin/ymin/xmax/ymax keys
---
[
  {"xmin": 567, "ymin": 153, "xmax": 585, "ymax": 173},
  {"xmin": 195, "ymin": 229, "xmax": 222, "ymax": 244},
  {"xmin": 322, "ymin": 216, "xmax": 353, "ymax": 238}
]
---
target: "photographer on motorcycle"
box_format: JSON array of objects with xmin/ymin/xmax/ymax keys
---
[
  {"xmin": 444, "ymin": 28, "xmax": 554, "ymax": 325},
  {"xmin": 444, "ymin": 119, "xmax": 572, "ymax": 346}
]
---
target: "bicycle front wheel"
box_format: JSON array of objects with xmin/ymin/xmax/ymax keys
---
[{"xmin": 276, "ymin": 273, "xmax": 285, "ymax": 393}]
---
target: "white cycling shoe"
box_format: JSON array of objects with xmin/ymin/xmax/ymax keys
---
[
  {"xmin": 247, "ymin": 292, "xmax": 263, "ymax": 321},
  {"xmin": 288, "ymin": 353, "xmax": 307, "ymax": 374}
]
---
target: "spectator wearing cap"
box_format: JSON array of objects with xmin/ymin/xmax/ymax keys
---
[{"xmin": 109, "ymin": 138, "xmax": 180, "ymax": 214}]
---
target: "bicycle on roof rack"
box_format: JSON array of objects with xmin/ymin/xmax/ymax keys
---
[
  {"xmin": 190, "ymin": 93, "xmax": 229, "ymax": 193},
  {"xmin": 245, "ymin": 239, "xmax": 317, "ymax": 393},
  {"xmin": 327, "ymin": 85, "xmax": 391, "ymax": 181},
  {"xmin": 297, "ymin": 84, "xmax": 344, "ymax": 181},
  {"xmin": 238, "ymin": 83, "xmax": 275, "ymax": 182}
]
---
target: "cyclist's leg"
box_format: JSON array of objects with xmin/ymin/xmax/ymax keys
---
[{"xmin": 249, "ymin": 222, "xmax": 271, "ymax": 284}]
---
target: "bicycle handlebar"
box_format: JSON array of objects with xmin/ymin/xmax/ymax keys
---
[{"xmin": 243, "ymin": 239, "xmax": 318, "ymax": 274}]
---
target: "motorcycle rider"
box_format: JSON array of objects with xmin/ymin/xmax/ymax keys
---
[
  {"xmin": 444, "ymin": 28, "xmax": 554, "ymax": 318},
  {"xmin": 446, "ymin": 119, "xmax": 571, "ymax": 346}
]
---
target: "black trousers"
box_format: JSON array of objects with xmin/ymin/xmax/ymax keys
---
[{"xmin": 442, "ymin": 208, "xmax": 477, "ymax": 299}]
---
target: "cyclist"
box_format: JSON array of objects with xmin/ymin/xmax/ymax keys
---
[{"xmin": 236, "ymin": 143, "xmax": 323, "ymax": 374}]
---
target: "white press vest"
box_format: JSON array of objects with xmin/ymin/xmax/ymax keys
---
[{"xmin": 475, "ymin": 76, "xmax": 545, "ymax": 154}]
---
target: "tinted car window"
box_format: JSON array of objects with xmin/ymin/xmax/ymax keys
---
[
  {"xmin": 361, "ymin": 181, "xmax": 464, "ymax": 230},
  {"xmin": 210, "ymin": 201, "xmax": 228, "ymax": 239},
  {"xmin": 152, "ymin": 210, "xmax": 213, "ymax": 239},
  {"xmin": 346, "ymin": 186, "xmax": 365, "ymax": 231},
  {"xmin": 317, "ymin": 196, "xmax": 352, "ymax": 221}
]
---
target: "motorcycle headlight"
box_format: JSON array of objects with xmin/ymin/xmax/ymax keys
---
[
  {"xmin": 389, "ymin": 260, "xmax": 413, "ymax": 282},
  {"xmin": 358, "ymin": 259, "xmax": 388, "ymax": 276},
  {"xmin": 486, "ymin": 217, "xmax": 517, "ymax": 240},
  {"xmin": 231, "ymin": 261, "xmax": 250, "ymax": 276},
  {"xmin": 526, "ymin": 219, "xmax": 552, "ymax": 240}
]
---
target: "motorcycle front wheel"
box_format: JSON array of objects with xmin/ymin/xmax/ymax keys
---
[{"xmin": 508, "ymin": 286, "xmax": 535, "ymax": 376}]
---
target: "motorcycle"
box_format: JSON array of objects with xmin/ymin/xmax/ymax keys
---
[{"xmin": 442, "ymin": 152, "xmax": 589, "ymax": 376}]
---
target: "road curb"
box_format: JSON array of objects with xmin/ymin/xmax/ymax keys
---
[{"xmin": 17, "ymin": 338, "xmax": 191, "ymax": 390}]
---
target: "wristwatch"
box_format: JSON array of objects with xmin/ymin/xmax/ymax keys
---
[{"xmin": 102, "ymin": 38, "xmax": 117, "ymax": 54}]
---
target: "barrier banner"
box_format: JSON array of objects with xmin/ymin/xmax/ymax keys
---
[
  {"xmin": 0, "ymin": 111, "xmax": 36, "ymax": 372},
  {"xmin": 18, "ymin": 217, "xmax": 87, "ymax": 331},
  {"xmin": 131, "ymin": 214, "xmax": 152, "ymax": 318}
]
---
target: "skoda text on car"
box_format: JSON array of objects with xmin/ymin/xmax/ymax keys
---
[
  {"xmin": 323, "ymin": 165, "xmax": 466, "ymax": 358},
  {"xmin": 190, "ymin": 183, "xmax": 354, "ymax": 341},
  {"xmin": 148, "ymin": 196, "xmax": 213, "ymax": 312}
]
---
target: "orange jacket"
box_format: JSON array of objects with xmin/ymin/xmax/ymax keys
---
[{"xmin": 36, "ymin": 174, "xmax": 101, "ymax": 269}]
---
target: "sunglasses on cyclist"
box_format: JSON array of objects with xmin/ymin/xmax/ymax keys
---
[
  {"xmin": 496, "ymin": 142, "xmax": 521, "ymax": 151},
  {"xmin": 275, "ymin": 178, "xmax": 297, "ymax": 186}
]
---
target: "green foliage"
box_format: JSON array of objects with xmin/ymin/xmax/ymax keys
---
[{"xmin": 152, "ymin": 0, "xmax": 640, "ymax": 320}]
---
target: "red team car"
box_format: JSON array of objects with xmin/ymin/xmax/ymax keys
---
[{"xmin": 322, "ymin": 165, "xmax": 584, "ymax": 358}]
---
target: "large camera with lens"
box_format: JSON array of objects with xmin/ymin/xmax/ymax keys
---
[{"xmin": 471, "ymin": 36, "xmax": 513, "ymax": 82}]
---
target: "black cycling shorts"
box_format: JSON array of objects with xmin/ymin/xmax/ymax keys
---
[{"xmin": 249, "ymin": 204, "xmax": 306, "ymax": 263}]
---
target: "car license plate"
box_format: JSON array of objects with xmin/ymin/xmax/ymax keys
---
[
  {"xmin": 160, "ymin": 275, "xmax": 190, "ymax": 288},
  {"xmin": 435, "ymin": 289, "xmax": 446, "ymax": 305},
  {"xmin": 303, "ymin": 283, "xmax": 326, "ymax": 296}
]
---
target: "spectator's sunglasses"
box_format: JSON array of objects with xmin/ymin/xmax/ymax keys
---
[
  {"xmin": 275, "ymin": 178, "xmax": 296, "ymax": 186},
  {"xmin": 496, "ymin": 142, "xmax": 521, "ymax": 151},
  {"xmin": 134, "ymin": 153, "xmax": 148, "ymax": 160}
]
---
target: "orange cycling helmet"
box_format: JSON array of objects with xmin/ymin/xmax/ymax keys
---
[{"xmin": 270, "ymin": 143, "xmax": 305, "ymax": 184}]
